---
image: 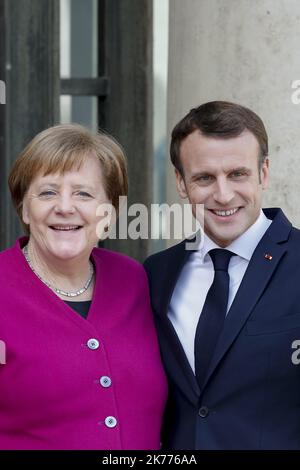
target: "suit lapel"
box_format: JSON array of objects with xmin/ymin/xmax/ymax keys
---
[
  {"xmin": 159, "ymin": 239, "xmax": 191, "ymax": 316},
  {"xmin": 157, "ymin": 238, "xmax": 200, "ymax": 401},
  {"xmin": 159, "ymin": 315, "xmax": 200, "ymax": 401},
  {"xmin": 202, "ymin": 209, "xmax": 291, "ymax": 390}
]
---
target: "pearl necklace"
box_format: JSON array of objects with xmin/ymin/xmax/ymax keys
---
[{"xmin": 22, "ymin": 244, "xmax": 94, "ymax": 298}]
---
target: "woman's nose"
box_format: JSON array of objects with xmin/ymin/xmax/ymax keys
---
[{"xmin": 54, "ymin": 195, "xmax": 75, "ymax": 214}]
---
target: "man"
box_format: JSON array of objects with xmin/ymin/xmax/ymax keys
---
[{"xmin": 144, "ymin": 101, "xmax": 300, "ymax": 450}]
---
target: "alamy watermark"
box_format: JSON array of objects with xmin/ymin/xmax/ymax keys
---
[
  {"xmin": 0, "ymin": 80, "xmax": 5, "ymax": 105},
  {"xmin": 0, "ymin": 340, "xmax": 6, "ymax": 364},
  {"xmin": 291, "ymin": 339, "xmax": 300, "ymax": 365},
  {"xmin": 95, "ymin": 197, "xmax": 205, "ymax": 250}
]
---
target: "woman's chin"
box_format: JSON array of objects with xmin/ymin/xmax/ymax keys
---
[{"xmin": 48, "ymin": 243, "xmax": 86, "ymax": 261}]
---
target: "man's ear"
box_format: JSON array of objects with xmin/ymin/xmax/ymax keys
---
[
  {"xmin": 175, "ymin": 169, "xmax": 188, "ymax": 199},
  {"xmin": 261, "ymin": 157, "xmax": 269, "ymax": 190},
  {"xmin": 22, "ymin": 198, "xmax": 29, "ymax": 225}
]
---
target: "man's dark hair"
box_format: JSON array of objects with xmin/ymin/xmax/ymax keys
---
[{"xmin": 170, "ymin": 101, "xmax": 269, "ymax": 174}]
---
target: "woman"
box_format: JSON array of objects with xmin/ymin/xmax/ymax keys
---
[{"xmin": 0, "ymin": 124, "xmax": 167, "ymax": 450}]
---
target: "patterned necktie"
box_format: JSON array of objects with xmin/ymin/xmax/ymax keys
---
[{"xmin": 194, "ymin": 249, "xmax": 235, "ymax": 389}]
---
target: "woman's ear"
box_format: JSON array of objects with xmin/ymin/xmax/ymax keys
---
[{"xmin": 22, "ymin": 199, "xmax": 29, "ymax": 225}]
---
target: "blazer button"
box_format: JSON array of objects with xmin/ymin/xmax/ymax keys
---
[
  {"xmin": 100, "ymin": 376, "xmax": 112, "ymax": 388},
  {"xmin": 87, "ymin": 338, "xmax": 100, "ymax": 350},
  {"xmin": 105, "ymin": 416, "xmax": 117, "ymax": 428},
  {"xmin": 199, "ymin": 406, "xmax": 209, "ymax": 418}
]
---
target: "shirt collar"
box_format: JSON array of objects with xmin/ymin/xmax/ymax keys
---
[{"xmin": 198, "ymin": 210, "xmax": 272, "ymax": 263}]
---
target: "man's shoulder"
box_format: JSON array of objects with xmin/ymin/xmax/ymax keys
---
[
  {"xmin": 144, "ymin": 239, "xmax": 187, "ymax": 273},
  {"xmin": 267, "ymin": 208, "xmax": 300, "ymax": 238},
  {"xmin": 288, "ymin": 224, "xmax": 300, "ymax": 242}
]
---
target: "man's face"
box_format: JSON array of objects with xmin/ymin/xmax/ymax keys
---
[{"xmin": 176, "ymin": 129, "xmax": 269, "ymax": 247}]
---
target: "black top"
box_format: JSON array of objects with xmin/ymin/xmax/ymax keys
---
[{"xmin": 65, "ymin": 300, "xmax": 91, "ymax": 319}]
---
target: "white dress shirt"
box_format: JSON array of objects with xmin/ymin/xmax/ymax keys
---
[{"xmin": 168, "ymin": 210, "xmax": 272, "ymax": 373}]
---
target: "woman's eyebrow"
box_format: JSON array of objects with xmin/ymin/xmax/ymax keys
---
[
  {"xmin": 37, "ymin": 182, "xmax": 95, "ymax": 190},
  {"xmin": 71, "ymin": 184, "xmax": 95, "ymax": 190}
]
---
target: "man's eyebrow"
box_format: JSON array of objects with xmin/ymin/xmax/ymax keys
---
[
  {"xmin": 228, "ymin": 166, "xmax": 252, "ymax": 173},
  {"xmin": 189, "ymin": 166, "xmax": 252, "ymax": 180}
]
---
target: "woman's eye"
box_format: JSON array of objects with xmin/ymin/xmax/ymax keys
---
[
  {"xmin": 39, "ymin": 191, "xmax": 56, "ymax": 197},
  {"xmin": 77, "ymin": 191, "xmax": 92, "ymax": 198}
]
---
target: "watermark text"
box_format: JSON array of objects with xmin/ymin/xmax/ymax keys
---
[{"xmin": 0, "ymin": 80, "xmax": 5, "ymax": 104}]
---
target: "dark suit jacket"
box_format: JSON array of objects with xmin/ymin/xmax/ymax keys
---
[{"xmin": 144, "ymin": 208, "xmax": 300, "ymax": 450}]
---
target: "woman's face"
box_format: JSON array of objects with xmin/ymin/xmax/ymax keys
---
[{"xmin": 22, "ymin": 154, "xmax": 109, "ymax": 263}]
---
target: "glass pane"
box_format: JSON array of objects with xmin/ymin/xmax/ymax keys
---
[
  {"xmin": 60, "ymin": 0, "xmax": 98, "ymax": 79},
  {"xmin": 60, "ymin": 0, "xmax": 98, "ymax": 131},
  {"xmin": 60, "ymin": 95, "xmax": 98, "ymax": 132}
]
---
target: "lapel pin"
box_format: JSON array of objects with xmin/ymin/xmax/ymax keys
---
[{"xmin": 264, "ymin": 253, "xmax": 273, "ymax": 261}]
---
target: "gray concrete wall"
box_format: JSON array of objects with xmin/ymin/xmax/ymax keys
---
[{"xmin": 167, "ymin": 0, "xmax": 300, "ymax": 228}]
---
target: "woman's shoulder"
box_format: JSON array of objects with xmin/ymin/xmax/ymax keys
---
[
  {"xmin": 0, "ymin": 242, "xmax": 19, "ymax": 262},
  {"xmin": 92, "ymin": 246, "xmax": 143, "ymax": 269},
  {"xmin": 92, "ymin": 247, "xmax": 146, "ymax": 278},
  {"xmin": 0, "ymin": 241, "xmax": 22, "ymax": 276}
]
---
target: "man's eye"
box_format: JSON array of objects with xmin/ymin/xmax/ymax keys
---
[
  {"xmin": 198, "ymin": 175, "xmax": 212, "ymax": 182},
  {"xmin": 231, "ymin": 172, "xmax": 245, "ymax": 178}
]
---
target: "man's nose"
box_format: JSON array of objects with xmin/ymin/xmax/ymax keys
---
[{"xmin": 213, "ymin": 179, "xmax": 235, "ymax": 205}]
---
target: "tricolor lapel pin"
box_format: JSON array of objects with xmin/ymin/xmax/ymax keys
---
[{"xmin": 264, "ymin": 253, "xmax": 273, "ymax": 261}]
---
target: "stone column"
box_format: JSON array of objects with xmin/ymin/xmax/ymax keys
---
[{"xmin": 167, "ymin": 0, "xmax": 300, "ymax": 229}]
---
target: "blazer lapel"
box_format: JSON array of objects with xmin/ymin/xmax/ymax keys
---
[{"xmin": 202, "ymin": 209, "xmax": 291, "ymax": 391}]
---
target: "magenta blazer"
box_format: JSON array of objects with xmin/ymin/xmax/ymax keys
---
[{"xmin": 0, "ymin": 238, "xmax": 167, "ymax": 450}]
